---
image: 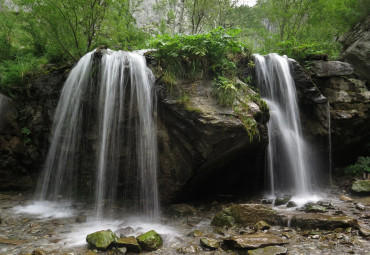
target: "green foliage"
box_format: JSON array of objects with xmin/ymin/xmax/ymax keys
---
[
  {"xmin": 214, "ymin": 76, "xmax": 237, "ymax": 107},
  {"xmin": 149, "ymin": 27, "xmax": 248, "ymax": 77},
  {"xmin": 345, "ymin": 157, "xmax": 370, "ymax": 176},
  {"xmin": 0, "ymin": 55, "xmax": 47, "ymax": 97}
]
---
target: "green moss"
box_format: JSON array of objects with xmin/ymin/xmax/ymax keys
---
[
  {"xmin": 137, "ymin": 230, "xmax": 163, "ymax": 251},
  {"xmin": 86, "ymin": 230, "xmax": 118, "ymax": 251}
]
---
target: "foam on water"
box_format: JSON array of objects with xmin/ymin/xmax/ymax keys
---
[
  {"xmin": 63, "ymin": 217, "xmax": 179, "ymax": 247},
  {"xmin": 13, "ymin": 201, "xmax": 75, "ymax": 218}
]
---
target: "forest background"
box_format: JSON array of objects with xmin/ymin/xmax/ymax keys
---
[{"xmin": 0, "ymin": 0, "xmax": 369, "ymax": 96}]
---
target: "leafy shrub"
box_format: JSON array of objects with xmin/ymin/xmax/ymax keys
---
[
  {"xmin": 148, "ymin": 27, "xmax": 249, "ymax": 78},
  {"xmin": 345, "ymin": 156, "xmax": 370, "ymax": 176},
  {"xmin": 214, "ymin": 76, "xmax": 237, "ymax": 107}
]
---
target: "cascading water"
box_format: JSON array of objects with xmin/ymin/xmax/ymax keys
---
[
  {"xmin": 254, "ymin": 53, "xmax": 315, "ymax": 196},
  {"xmin": 35, "ymin": 49, "xmax": 159, "ymax": 219}
]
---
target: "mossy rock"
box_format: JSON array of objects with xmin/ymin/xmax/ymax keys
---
[
  {"xmin": 274, "ymin": 195, "xmax": 292, "ymax": 206},
  {"xmin": 86, "ymin": 230, "xmax": 118, "ymax": 251},
  {"xmin": 351, "ymin": 180, "xmax": 370, "ymax": 194},
  {"xmin": 200, "ymin": 237, "xmax": 220, "ymax": 250},
  {"xmin": 305, "ymin": 204, "xmax": 327, "ymax": 213},
  {"xmin": 116, "ymin": 236, "xmax": 141, "ymax": 253},
  {"xmin": 137, "ymin": 230, "xmax": 163, "ymax": 251}
]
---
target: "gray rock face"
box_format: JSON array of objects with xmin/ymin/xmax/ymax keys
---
[
  {"xmin": 309, "ymin": 61, "xmax": 354, "ymax": 77},
  {"xmin": 340, "ymin": 15, "xmax": 370, "ymax": 82},
  {"xmin": 314, "ymin": 76, "xmax": 370, "ymax": 166}
]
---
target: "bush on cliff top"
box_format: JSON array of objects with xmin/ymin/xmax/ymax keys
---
[{"xmin": 148, "ymin": 27, "xmax": 250, "ymax": 78}]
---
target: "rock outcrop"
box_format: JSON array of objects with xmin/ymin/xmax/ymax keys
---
[
  {"xmin": 339, "ymin": 15, "xmax": 370, "ymax": 83},
  {"xmin": 310, "ymin": 62, "xmax": 370, "ymax": 166}
]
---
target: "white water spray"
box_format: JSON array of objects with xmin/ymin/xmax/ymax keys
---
[{"xmin": 254, "ymin": 53, "xmax": 314, "ymax": 196}]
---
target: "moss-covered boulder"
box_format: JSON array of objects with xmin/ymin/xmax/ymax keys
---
[
  {"xmin": 274, "ymin": 195, "xmax": 292, "ymax": 206},
  {"xmin": 211, "ymin": 204, "xmax": 283, "ymax": 228},
  {"xmin": 351, "ymin": 180, "xmax": 370, "ymax": 194},
  {"xmin": 86, "ymin": 230, "xmax": 118, "ymax": 251},
  {"xmin": 137, "ymin": 230, "xmax": 163, "ymax": 251},
  {"xmin": 116, "ymin": 236, "xmax": 141, "ymax": 253},
  {"xmin": 253, "ymin": 221, "xmax": 271, "ymax": 231}
]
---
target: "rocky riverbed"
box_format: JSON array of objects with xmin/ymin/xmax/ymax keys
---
[{"xmin": 0, "ymin": 189, "xmax": 369, "ymax": 255}]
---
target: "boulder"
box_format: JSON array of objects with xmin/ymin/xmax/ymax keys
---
[
  {"xmin": 224, "ymin": 233, "xmax": 288, "ymax": 249},
  {"xmin": 309, "ymin": 61, "xmax": 354, "ymax": 77},
  {"xmin": 290, "ymin": 213, "xmax": 357, "ymax": 230},
  {"xmin": 211, "ymin": 204, "xmax": 283, "ymax": 228},
  {"xmin": 274, "ymin": 195, "xmax": 292, "ymax": 206},
  {"xmin": 116, "ymin": 236, "xmax": 141, "ymax": 253},
  {"xmin": 86, "ymin": 230, "xmax": 118, "ymax": 251},
  {"xmin": 305, "ymin": 204, "xmax": 327, "ymax": 213},
  {"xmin": 200, "ymin": 237, "xmax": 220, "ymax": 249},
  {"xmin": 137, "ymin": 230, "xmax": 162, "ymax": 251},
  {"xmin": 339, "ymin": 15, "xmax": 370, "ymax": 82},
  {"xmin": 351, "ymin": 180, "xmax": 370, "ymax": 194},
  {"xmin": 253, "ymin": 221, "xmax": 271, "ymax": 231}
]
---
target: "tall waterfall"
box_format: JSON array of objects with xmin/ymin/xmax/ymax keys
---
[
  {"xmin": 254, "ymin": 53, "xmax": 314, "ymax": 195},
  {"xmin": 36, "ymin": 49, "xmax": 159, "ymax": 219}
]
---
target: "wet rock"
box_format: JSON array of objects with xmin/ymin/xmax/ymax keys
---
[
  {"xmin": 261, "ymin": 199, "xmax": 274, "ymax": 205},
  {"xmin": 86, "ymin": 230, "xmax": 118, "ymax": 251},
  {"xmin": 168, "ymin": 204, "xmax": 196, "ymax": 217},
  {"xmin": 305, "ymin": 204, "xmax": 327, "ymax": 213},
  {"xmin": 224, "ymin": 233, "xmax": 289, "ymax": 249},
  {"xmin": 340, "ymin": 195, "xmax": 353, "ymax": 202},
  {"xmin": 253, "ymin": 221, "xmax": 271, "ymax": 231},
  {"xmin": 32, "ymin": 250, "xmax": 47, "ymax": 255},
  {"xmin": 351, "ymin": 180, "xmax": 370, "ymax": 194},
  {"xmin": 274, "ymin": 195, "xmax": 292, "ymax": 206},
  {"xmin": 357, "ymin": 221, "xmax": 370, "ymax": 237},
  {"xmin": 355, "ymin": 203, "xmax": 366, "ymax": 211},
  {"xmin": 177, "ymin": 245, "xmax": 202, "ymax": 253},
  {"xmin": 309, "ymin": 61, "xmax": 354, "ymax": 77},
  {"xmin": 117, "ymin": 247, "xmax": 127, "ymax": 254},
  {"xmin": 0, "ymin": 238, "xmax": 27, "ymax": 245},
  {"xmin": 200, "ymin": 237, "xmax": 220, "ymax": 250},
  {"xmin": 116, "ymin": 236, "xmax": 141, "ymax": 253},
  {"xmin": 286, "ymin": 201, "xmax": 297, "ymax": 208},
  {"xmin": 290, "ymin": 213, "xmax": 357, "ymax": 230},
  {"xmin": 115, "ymin": 227, "xmax": 135, "ymax": 237},
  {"xmin": 248, "ymin": 245, "xmax": 287, "ymax": 255},
  {"xmin": 318, "ymin": 201, "xmax": 334, "ymax": 209},
  {"xmin": 211, "ymin": 204, "xmax": 283, "ymax": 228},
  {"xmin": 137, "ymin": 230, "xmax": 162, "ymax": 251},
  {"xmin": 189, "ymin": 230, "xmax": 204, "ymax": 237},
  {"xmin": 75, "ymin": 213, "xmax": 87, "ymax": 223}
]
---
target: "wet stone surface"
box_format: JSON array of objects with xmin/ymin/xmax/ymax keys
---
[{"xmin": 0, "ymin": 191, "xmax": 369, "ymax": 254}]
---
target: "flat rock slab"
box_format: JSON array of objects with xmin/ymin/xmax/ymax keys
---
[
  {"xmin": 248, "ymin": 246, "xmax": 288, "ymax": 255},
  {"xmin": 290, "ymin": 213, "xmax": 357, "ymax": 230},
  {"xmin": 224, "ymin": 233, "xmax": 288, "ymax": 249},
  {"xmin": 0, "ymin": 238, "xmax": 28, "ymax": 245}
]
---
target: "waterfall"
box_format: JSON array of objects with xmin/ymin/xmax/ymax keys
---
[
  {"xmin": 254, "ymin": 53, "xmax": 314, "ymax": 196},
  {"xmin": 36, "ymin": 49, "xmax": 159, "ymax": 219}
]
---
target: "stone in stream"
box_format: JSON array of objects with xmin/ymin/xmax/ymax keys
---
[
  {"xmin": 75, "ymin": 213, "xmax": 87, "ymax": 223},
  {"xmin": 116, "ymin": 236, "xmax": 141, "ymax": 253},
  {"xmin": 189, "ymin": 229, "xmax": 204, "ymax": 237},
  {"xmin": 305, "ymin": 204, "xmax": 327, "ymax": 213},
  {"xmin": 200, "ymin": 237, "xmax": 221, "ymax": 249},
  {"xmin": 32, "ymin": 250, "xmax": 47, "ymax": 255},
  {"xmin": 211, "ymin": 204, "xmax": 283, "ymax": 228},
  {"xmin": 137, "ymin": 230, "xmax": 163, "ymax": 251},
  {"xmin": 340, "ymin": 195, "xmax": 353, "ymax": 202},
  {"xmin": 177, "ymin": 245, "xmax": 202, "ymax": 253},
  {"xmin": 290, "ymin": 213, "xmax": 357, "ymax": 230},
  {"xmin": 86, "ymin": 230, "xmax": 118, "ymax": 251},
  {"xmin": 286, "ymin": 201, "xmax": 297, "ymax": 208},
  {"xmin": 253, "ymin": 221, "xmax": 271, "ymax": 231},
  {"xmin": 351, "ymin": 180, "xmax": 370, "ymax": 194},
  {"xmin": 223, "ymin": 233, "xmax": 288, "ymax": 249},
  {"xmin": 248, "ymin": 246, "xmax": 288, "ymax": 255},
  {"xmin": 274, "ymin": 195, "xmax": 292, "ymax": 206}
]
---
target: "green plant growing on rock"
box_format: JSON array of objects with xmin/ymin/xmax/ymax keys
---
[
  {"xmin": 214, "ymin": 76, "xmax": 237, "ymax": 107},
  {"xmin": 345, "ymin": 156, "xmax": 370, "ymax": 180}
]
